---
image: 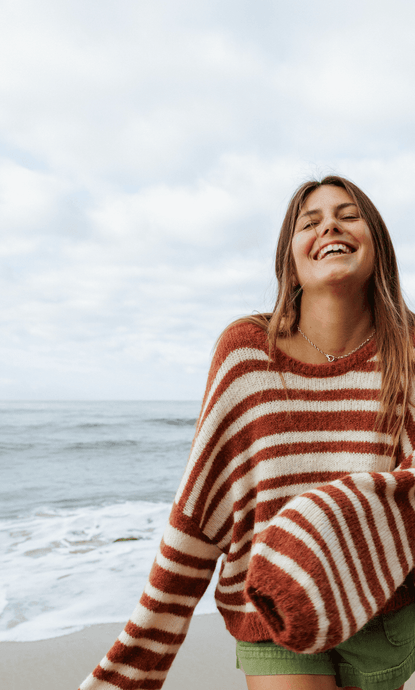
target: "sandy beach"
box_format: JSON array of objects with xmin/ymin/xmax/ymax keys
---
[
  {"xmin": 0, "ymin": 613, "xmax": 246, "ymax": 690},
  {"xmin": 2, "ymin": 612, "xmax": 415, "ymax": 690}
]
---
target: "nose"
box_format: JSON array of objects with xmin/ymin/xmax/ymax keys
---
[{"xmin": 318, "ymin": 217, "xmax": 341, "ymax": 237}]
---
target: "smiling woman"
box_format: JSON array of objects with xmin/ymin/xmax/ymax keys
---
[
  {"xmin": 259, "ymin": 177, "xmax": 415, "ymax": 461},
  {"xmin": 78, "ymin": 176, "xmax": 415, "ymax": 690},
  {"xmin": 292, "ymin": 186, "xmax": 375, "ymax": 291}
]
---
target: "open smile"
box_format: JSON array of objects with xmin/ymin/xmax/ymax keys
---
[{"xmin": 314, "ymin": 243, "xmax": 357, "ymax": 261}]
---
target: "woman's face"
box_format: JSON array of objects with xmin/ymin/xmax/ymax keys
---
[{"xmin": 291, "ymin": 185, "xmax": 375, "ymax": 294}]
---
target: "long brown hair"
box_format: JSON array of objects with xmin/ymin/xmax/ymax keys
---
[{"xmin": 230, "ymin": 175, "xmax": 415, "ymax": 458}]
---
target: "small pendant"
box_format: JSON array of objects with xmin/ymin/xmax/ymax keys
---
[{"xmin": 326, "ymin": 354, "xmax": 335, "ymax": 362}]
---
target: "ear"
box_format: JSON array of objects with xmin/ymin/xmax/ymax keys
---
[{"xmin": 290, "ymin": 273, "xmax": 299, "ymax": 289}]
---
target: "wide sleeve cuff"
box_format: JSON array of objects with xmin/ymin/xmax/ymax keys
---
[{"xmin": 246, "ymin": 465, "xmax": 415, "ymax": 653}]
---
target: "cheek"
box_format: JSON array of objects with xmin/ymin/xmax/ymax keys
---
[
  {"xmin": 362, "ymin": 226, "xmax": 374, "ymax": 249},
  {"xmin": 292, "ymin": 234, "xmax": 313, "ymax": 262},
  {"xmin": 290, "ymin": 240, "xmax": 302, "ymax": 275},
  {"xmin": 291, "ymin": 242, "xmax": 311, "ymax": 285}
]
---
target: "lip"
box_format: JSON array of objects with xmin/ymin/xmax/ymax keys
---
[{"xmin": 312, "ymin": 241, "xmax": 357, "ymax": 261}]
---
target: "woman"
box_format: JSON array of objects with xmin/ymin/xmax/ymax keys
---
[{"xmin": 79, "ymin": 176, "xmax": 415, "ymax": 690}]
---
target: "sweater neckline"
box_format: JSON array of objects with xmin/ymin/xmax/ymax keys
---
[{"xmin": 271, "ymin": 335, "xmax": 377, "ymax": 377}]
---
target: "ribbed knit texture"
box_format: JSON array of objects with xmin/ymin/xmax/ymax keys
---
[{"xmin": 79, "ymin": 322, "xmax": 415, "ymax": 689}]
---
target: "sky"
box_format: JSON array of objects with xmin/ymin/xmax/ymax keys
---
[{"xmin": 2, "ymin": 0, "xmax": 415, "ymax": 400}]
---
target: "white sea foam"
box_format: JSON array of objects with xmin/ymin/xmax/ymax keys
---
[{"xmin": 0, "ymin": 501, "xmax": 219, "ymax": 641}]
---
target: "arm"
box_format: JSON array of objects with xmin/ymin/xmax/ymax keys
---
[
  {"xmin": 79, "ymin": 324, "xmax": 258, "ymax": 689},
  {"xmin": 246, "ymin": 453, "xmax": 415, "ymax": 654},
  {"xmin": 79, "ymin": 505, "xmax": 221, "ymax": 689}
]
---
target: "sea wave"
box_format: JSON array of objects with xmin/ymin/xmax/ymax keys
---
[
  {"xmin": 148, "ymin": 417, "xmax": 197, "ymax": 426},
  {"xmin": 0, "ymin": 500, "xmax": 218, "ymax": 642}
]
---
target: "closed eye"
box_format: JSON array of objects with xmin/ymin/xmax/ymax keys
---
[{"xmin": 303, "ymin": 215, "xmax": 358, "ymax": 229}]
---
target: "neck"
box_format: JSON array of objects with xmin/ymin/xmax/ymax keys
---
[{"xmin": 298, "ymin": 289, "xmax": 373, "ymax": 357}]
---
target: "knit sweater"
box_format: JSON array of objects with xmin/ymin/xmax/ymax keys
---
[{"xmin": 79, "ymin": 322, "xmax": 415, "ymax": 690}]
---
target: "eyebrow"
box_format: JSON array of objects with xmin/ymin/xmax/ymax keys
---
[{"xmin": 298, "ymin": 202, "xmax": 358, "ymax": 221}]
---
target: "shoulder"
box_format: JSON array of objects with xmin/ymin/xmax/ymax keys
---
[
  {"xmin": 205, "ymin": 320, "xmax": 269, "ymax": 393},
  {"xmin": 199, "ymin": 320, "xmax": 270, "ymax": 425},
  {"xmin": 215, "ymin": 319, "xmax": 269, "ymax": 362}
]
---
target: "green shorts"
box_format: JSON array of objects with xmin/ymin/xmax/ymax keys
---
[{"xmin": 236, "ymin": 603, "xmax": 415, "ymax": 690}]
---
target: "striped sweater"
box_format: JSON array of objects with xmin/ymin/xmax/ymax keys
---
[{"xmin": 80, "ymin": 322, "xmax": 415, "ymax": 689}]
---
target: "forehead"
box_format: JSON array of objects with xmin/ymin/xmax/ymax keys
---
[{"xmin": 300, "ymin": 185, "xmax": 355, "ymax": 214}]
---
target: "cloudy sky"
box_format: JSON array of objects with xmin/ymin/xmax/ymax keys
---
[{"xmin": 2, "ymin": 0, "xmax": 415, "ymax": 400}]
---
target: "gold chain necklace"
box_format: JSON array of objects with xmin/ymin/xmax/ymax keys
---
[{"xmin": 297, "ymin": 327, "xmax": 375, "ymax": 363}]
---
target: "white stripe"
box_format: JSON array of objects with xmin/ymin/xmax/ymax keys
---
[
  {"xmin": 270, "ymin": 399, "xmax": 382, "ymax": 413},
  {"xmin": 216, "ymin": 579, "xmax": 245, "ymax": 594},
  {"xmin": 282, "ymin": 369, "xmax": 382, "ymax": 392},
  {"xmin": 220, "ymin": 549, "xmax": 251, "ymax": 578},
  {"xmin": 229, "ymin": 525, "xmax": 255, "ymax": 553},
  {"xmin": 215, "ymin": 600, "xmax": 257, "ymax": 613},
  {"xmin": 100, "ymin": 656, "xmax": 167, "ymax": 681},
  {"xmin": 163, "ymin": 522, "xmax": 221, "ymax": 560},
  {"xmin": 155, "ymin": 550, "xmax": 213, "ymax": 579},
  {"xmin": 218, "ymin": 525, "xmax": 234, "ymax": 550},
  {"xmin": 118, "ymin": 631, "xmax": 182, "ymax": 655},
  {"xmin": 408, "ymin": 400, "xmax": 415, "ymax": 426},
  {"xmin": 80, "ymin": 675, "xmax": 125, "ymax": 690},
  {"xmin": 250, "ymin": 541, "xmax": 330, "ymax": 653},
  {"xmin": 200, "ymin": 346, "xmax": 269, "ymax": 420},
  {"xmin": 400, "ymin": 425, "xmax": 413, "ymax": 460},
  {"xmin": 126, "ymin": 602, "xmax": 191, "ymax": 636}
]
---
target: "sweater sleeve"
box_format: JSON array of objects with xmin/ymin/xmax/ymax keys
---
[
  {"xmin": 246, "ymin": 452, "xmax": 415, "ymax": 654},
  {"xmin": 79, "ymin": 504, "xmax": 222, "ymax": 690},
  {"xmin": 78, "ymin": 325, "xmax": 252, "ymax": 690}
]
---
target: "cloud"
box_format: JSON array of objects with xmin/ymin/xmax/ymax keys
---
[
  {"xmin": 1, "ymin": 0, "xmax": 415, "ymax": 398},
  {"xmin": 2, "ymin": 0, "xmax": 413, "ymax": 184}
]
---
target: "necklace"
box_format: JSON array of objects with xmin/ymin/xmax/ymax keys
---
[{"xmin": 297, "ymin": 327, "xmax": 375, "ymax": 363}]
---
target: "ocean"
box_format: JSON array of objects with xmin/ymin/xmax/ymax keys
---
[{"xmin": 0, "ymin": 401, "xmax": 220, "ymax": 642}]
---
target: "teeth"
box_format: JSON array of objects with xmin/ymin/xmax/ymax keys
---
[{"xmin": 316, "ymin": 243, "xmax": 353, "ymax": 261}]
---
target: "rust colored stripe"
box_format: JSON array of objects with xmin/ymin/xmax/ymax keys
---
[
  {"xmin": 124, "ymin": 621, "xmax": 185, "ymax": 646},
  {"xmin": 93, "ymin": 665, "xmax": 164, "ymax": 689},
  {"xmin": 140, "ymin": 592, "xmax": 193, "ymax": 618},
  {"xmin": 107, "ymin": 639, "xmax": 175, "ymax": 671},
  {"xmin": 149, "ymin": 562, "xmax": 210, "ymax": 598},
  {"xmin": 160, "ymin": 541, "xmax": 217, "ymax": 570}
]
